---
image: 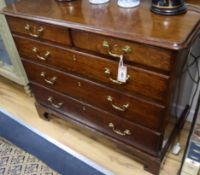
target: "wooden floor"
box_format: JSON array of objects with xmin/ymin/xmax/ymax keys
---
[{"xmin": 0, "ymin": 75, "xmax": 191, "ymax": 175}]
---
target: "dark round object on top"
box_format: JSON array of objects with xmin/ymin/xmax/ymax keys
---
[
  {"xmin": 151, "ymin": 0, "xmax": 187, "ymax": 16},
  {"xmin": 56, "ymin": 0, "xmax": 75, "ymax": 2}
]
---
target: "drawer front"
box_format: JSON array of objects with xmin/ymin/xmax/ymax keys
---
[
  {"xmin": 23, "ymin": 60, "xmax": 166, "ymax": 132},
  {"xmin": 15, "ymin": 36, "xmax": 170, "ymax": 104},
  {"xmin": 31, "ymin": 83, "xmax": 161, "ymax": 155},
  {"xmin": 71, "ymin": 30, "xmax": 174, "ymax": 72},
  {"xmin": 7, "ymin": 16, "xmax": 71, "ymax": 46}
]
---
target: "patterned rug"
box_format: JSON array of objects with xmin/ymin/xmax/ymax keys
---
[{"xmin": 0, "ymin": 137, "xmax": 59, "ymax": 175}]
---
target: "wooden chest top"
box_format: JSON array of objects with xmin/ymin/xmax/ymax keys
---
[
  {"xmin": 2, "ymin": 0, "xmax": 200, "ymax": 50},
  {"xmin": 2, "ymin": 0, "xmax": 200, "ymax": 173}
]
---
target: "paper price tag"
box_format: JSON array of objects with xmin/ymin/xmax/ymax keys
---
[
  {"xmin": 117, "ymin": 66, "xmax": 127, "ymax": 82},
  {"xmin": 117, "ymin": 55, "xmax": 127, "ymax": 83}
]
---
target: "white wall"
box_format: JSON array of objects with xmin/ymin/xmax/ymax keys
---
[{"xmin": 177, "ymin": 35, "xmax": 200, "ymax": 121}]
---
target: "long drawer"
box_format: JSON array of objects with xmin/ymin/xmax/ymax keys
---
[
  {"xmin": 23, "ymin": 60, "xmax": 166, "ymax": 132},
  {"xmin": 7, "ymin": 16, "xmax": 71, "ymax": 46},
  {"xmin": 15, "ymin": 36, "xmax": 170, "ymax": 104},
  {"xmin": 31, "ymin": 83, "xmax": 162, "ymax": 156},
  {"xmin": 71, "ymin": 30, "xmax": 175, "ymax": 72}
]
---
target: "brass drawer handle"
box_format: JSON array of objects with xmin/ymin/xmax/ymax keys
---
[
  {"xmin": 25, "ymin": 24, "xmax": 44, "ymax": 38},
  {"xmin": 104, "ymin": 67, "xmax": 130, "ymax": 84},
  {"xmin": 40, "ymin": 72, "xmax": 57, "ymax": 85},
  {"xmin": 108, "ymin": 123, "xmax": 131, "ymax": 136},
  {"xmin": 32, "ymin": 47, "xmax": 50, "ymax": 61},
  {"xmin": 102, "ymin": 41, "xmax": 131, "ymax": 58},
  {"xmin": 107, "ymin": 96, "xmax": 129, "ymax": 112},
  {"xmin": 48, "ymin": 97, "xmax": 63, "ymax": 109}
]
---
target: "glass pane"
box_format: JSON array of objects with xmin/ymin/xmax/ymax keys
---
[{"xmin": 0, "ymin": 35, "xmax": 12, "ymax": 66}]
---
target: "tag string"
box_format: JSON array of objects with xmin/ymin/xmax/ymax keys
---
[{"xmin": 119, "ymin": 55, "xmax": 124, "ymax": 67}]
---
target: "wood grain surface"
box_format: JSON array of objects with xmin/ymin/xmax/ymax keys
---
[
  {"xmin": 14, "ymin": 35, "xmax": 170, "ymax": 104},
  {"xmin": 2, "ymin": 0, "xmax": 200, "ymax": 173},
  {"xmin": 7, "ymin": 16, "xmax": 71, "ymax": 46},
  {"xmin": 32, "ymin": 83, "xmax": 162, "ymax": 155},
  {"xmin": 3, "ymin": 0, "xmax": 200, "ymax": 49},
  {"xmin": 23, "ymin": 60, "xmax": 166, "ymax": 132}
]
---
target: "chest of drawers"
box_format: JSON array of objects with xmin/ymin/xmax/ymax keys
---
[{"xmin": 2, "ymin": 0, "xmax": 200, "ymax": 174}]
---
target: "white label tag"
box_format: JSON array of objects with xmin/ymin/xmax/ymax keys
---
[{"xmin": 117, "ymin": 55, "xmax": 127, "ymax": 83}]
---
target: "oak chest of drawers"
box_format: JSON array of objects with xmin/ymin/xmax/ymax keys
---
[{"xmin": 2, "ymin": 0, "xmax": 200, "ymax": 174}]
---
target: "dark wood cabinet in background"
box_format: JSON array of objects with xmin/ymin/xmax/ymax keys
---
[{"xmin": 2, "ymin": 0, "xmax": 200, "ymax": 174}]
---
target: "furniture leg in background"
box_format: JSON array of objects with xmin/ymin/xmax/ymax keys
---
[{"xmin": 0, "ymin": 0, "xmax": 30, "ymax": 95}]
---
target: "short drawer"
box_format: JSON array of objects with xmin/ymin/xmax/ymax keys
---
[
  {"xmin": 71, "ymin": 30, "xmax": 175, "ymax": 72},
  {"xmin": 6, "ymin": 16, "xmax": 71, "ymax": 46},
  {"xmin": 15, "ymin": 36, "xmax": 170, "ymax": 104},
  {"xmin": 23, "ymin": 60, "xmax": 166, "ymax": 132},
  {"xmin": 31, "ymin": 83, "xmax": 162, "ymax": 156}
]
